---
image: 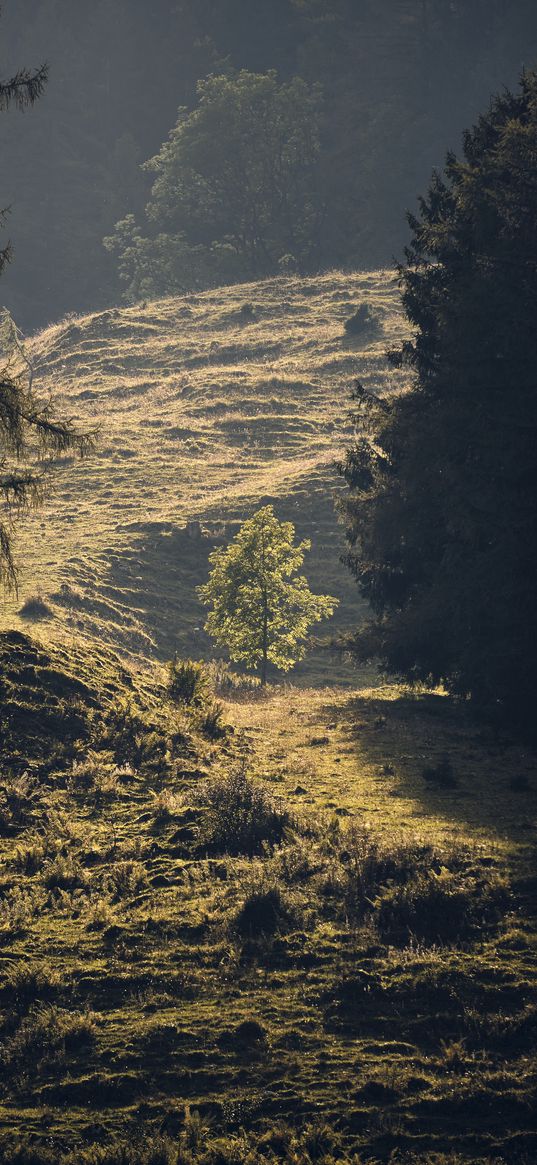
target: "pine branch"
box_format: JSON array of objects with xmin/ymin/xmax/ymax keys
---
[{"xmin": 0, "ymin": 64, "xmax": 48, "ymax": 111}]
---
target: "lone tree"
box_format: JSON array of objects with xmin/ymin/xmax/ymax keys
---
[
  {"xmin": 340, "ymin": 71, "xmax": 537, "ymax": 738},
  {"xmin": 0, "ymin": 49, "xmax": 91, "ymax": 589},
  {"xmin": 198, "ymin": 506, "xmax": 337, "ymax": 684}
]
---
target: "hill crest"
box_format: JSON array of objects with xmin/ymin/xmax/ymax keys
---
[{"xmin": 4, "ymin": 271, "xmax": 406, "ymax": 680}]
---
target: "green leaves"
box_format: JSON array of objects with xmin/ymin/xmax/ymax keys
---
[
  {"xmin": 198, "ymin": 506, "xmax": 337, "ymax": 682},
  {"xmin": 107, "ymin": 70, "xmax": 325, "ymax": 299}
]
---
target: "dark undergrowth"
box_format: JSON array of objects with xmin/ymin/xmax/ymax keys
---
[{"xmin": 0, "ymin": 634, "xmax": 535, "ymax": 1164}]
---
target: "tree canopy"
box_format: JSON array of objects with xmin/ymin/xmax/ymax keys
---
[
  {"xmin": 2, "ymin": 1, "xmax": 536, "ymax": 327},
  {"xmin": 340, "ymin": 70, "xmax": 537, "ymax": 737},
  {"xmin": 198, "ymin": 506, "xmax": 337, "ymax": 684},
  {"xmin": 105, "ymin": 70, "xmax": 325, "ymax": 299}
]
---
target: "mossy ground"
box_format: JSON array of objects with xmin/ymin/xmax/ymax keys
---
[{"xmin": 0, "ymin": 636, "xmax": 535, "ymax": 1164}]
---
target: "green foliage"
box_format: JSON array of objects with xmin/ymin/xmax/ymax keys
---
[
  {"xmin": 208, "ymin": 659, "xmax": 261, "ymax": 696},
  {"xmin": 4, "ymin": 2, "xmax": 537, "ymax": 328},
  {"xmin": 1, "ymin": 1004, "xmax": 96, "ymax": 1076},
  {"xmin": 375, "ymin": 867, "xmax": 510, "ymax": 945},
  {"xmin": 197, "ymin": 699, "xmax": 227, "ymax": 740},
  {"xmin": 235, "ymin": 885, "xmax": 293, "ymax": 939},
  {"xmin": 192, "ymin": 769, "xmax": 290, "ymax": 855},
  {"xmin": 167, "ymin": 658, "xmax": 210, "ymax": 707},
  {"xmin": 198, "ymin": 505, "xmax": 337, "ymax": 683},
  {"xmin": 105, "ymin": 70, "xmax": 324, "ymax": 299},
  {"xmin": 341, "ymin": 70, "xmax": 537, "ymax": 738}
]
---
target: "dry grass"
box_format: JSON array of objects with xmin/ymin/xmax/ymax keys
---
[
  {"xmin": 0, "ymin": 653, "xmax": 535, "ymax": 1164},
  {"xmin": 1, "ymin": 270, "xmax": 406, "ymax": 680}
]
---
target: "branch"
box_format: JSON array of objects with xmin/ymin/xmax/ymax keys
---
[{"xmin": 0, "ymin": 65, "xmax": 48, "ymax": 111}]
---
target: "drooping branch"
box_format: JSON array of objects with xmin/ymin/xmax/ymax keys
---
[{"xmin": 0, "ymin": 64, "xmax": 48, "ymax": 111}]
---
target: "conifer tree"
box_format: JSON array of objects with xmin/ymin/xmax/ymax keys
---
[
  {"xmin": 0, "ymin": 50, "xmax": 91, "ymax": 589},
  {"xmin": 340, "ymin": 71, "xmax": 537, "ymax": 737}
]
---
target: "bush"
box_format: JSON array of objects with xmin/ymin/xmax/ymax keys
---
[
  {"xmin": 376, "ymin": 867, "xmax": 510, "ymax": 945},
  {"xmin": 208, "ymin": 659, "xmax": 261, "ymax": 696},
  {"xmin": 0, "ymin": 774, "xmax": 41, "ymax": 834},
  {"xmin": 167, "ymin": 658, "xmax": 209, "ymax": 706},
  {"xmin": 198, "ymin": 700, "xmax": 226, "ymax": 740},
  {"xmin": 193, "ymin": 769, "xmax": 291, "ymax": 855},
  {"xmin": 95, "ymin": 699, "xmax": 169, "ymax": 772},
  {"xmin": 235, "ymin": 886, "xmax": 292, "ymax": 939},
  {"xmin": 106, "ymin": 860, "xmax": 148, "ymax": 899},
  {"xmin": 343, "ymin": 302, "xmax": 380, "ymax": 337},
  {"xmin": 1, "ymin": 1004, "xmax": 96, "ymax": 1076},
  {"xmin": 42, "ymin": 853, "xmax": 88, "ymax": 892},
  {"xmin": 18, "ymin": 594, "xmax": 53, "ymax": 621}
]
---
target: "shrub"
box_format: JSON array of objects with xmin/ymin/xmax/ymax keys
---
[
  {"xmin": 0, "ymin": 774, "xmax": 41, "ymax": 834},
  {"xmin": 193, "ymin": 769, "xmax": 291, "ymax": 855},
  {"xmin": 18, "ymin": 594, "xmax": 53, "ymax": 621},
  {"xmin": 167, "ymin": 658, "xmax": 209, "ymax": 706},
  {"xmin": 235, "ymin": 885, "xmax": 292, "ymax": 939},
  {"xmin": 343, "ymin": 302, "xmax": 380, "ymax": 337},
  {"xmin": 4, "ymin": 962, "xmax": 62, "ymax": 1005},
  {"xmin": 42, "ymin": 853, "xmax": 88, "ymax": 893},
  {"xmin": 198, "ymin": 699, "xmax": 226, "ymax": 740},
  {"xmin": 11, "ymin": 838, "xmax": 49, "ymax": 876},
  {"xmin": 375, "ymin": 867, "xmax": 509, "ymax": 945},
  {"xmin": 95, "ymin": 699, "xmax": 169, "ymax": 772},
  {"xmin": 71, "ymin": 749, "xmax": 121, "ymax": 802},
  {"xmin": 0, "ymin": 886, "xmax": 44, "ymax": 939},
  {"xmin": 1, "ymin": 1004, "xmax": 96, "ymax": 1075},
  {"xmin": 208, "ymin": 659, "xmax": 261, "ymax": 696},
  {"xmin": 106, "ymin": 860, "xmax": 148, "ymax": 899}
]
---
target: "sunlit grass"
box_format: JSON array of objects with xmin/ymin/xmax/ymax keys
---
[{"xmin": 1, "ymin": 270, "xmax": 406, "ymax": 680}]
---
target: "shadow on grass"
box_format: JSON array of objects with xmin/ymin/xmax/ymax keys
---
[{"xmin": 320, "ymin": 686, "xmax": 537, "ymax": 845}]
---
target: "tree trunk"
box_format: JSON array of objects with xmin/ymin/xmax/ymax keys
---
[{"xmin": 261, "ymin": 589, "xmax": 268, "ymax": 686}]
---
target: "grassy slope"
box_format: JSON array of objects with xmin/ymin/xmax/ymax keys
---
[
  {"xmin": 0, "ymin": 274, "xmax": 535, "ymax": 1163},
  {"xmin": 2, "ymin": 271, "xmax": 405, "ymax": 683},
  {"xmin": 0, "ymin": 642, "xmax": 535, "ymax": 1164}
]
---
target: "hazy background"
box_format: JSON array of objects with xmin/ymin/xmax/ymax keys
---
[{"xmin": 1, "ymin": 0, "xmax": 536, "ymax": 332}]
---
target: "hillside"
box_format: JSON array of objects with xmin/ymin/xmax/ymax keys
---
[
  {"xmin": 0, "ymin": 628, "xmax": 536, "ymax": 1165},
  {"xmin": 0, "ymin": 272, "xmax": 536, "ymax": 1164},
  {"xmin": 2, "ymin": 271, "xmax": 405, "ymax": 683}
]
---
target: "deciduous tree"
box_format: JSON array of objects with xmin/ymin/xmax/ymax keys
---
[
  {"xmin": 105, "ymin": 70, "xmax": 325, "ymax": 299},
  {"xmin": 198, "ymin": 506, "xmax": 337, "ymax": 684}
]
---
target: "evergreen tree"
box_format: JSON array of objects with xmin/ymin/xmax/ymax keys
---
[
  {"xmin": 340, "ymin": 71, "xmax": 537, "ymax": 737},
  {"xmin": 198, "ymin": 506, "xmax": 337, "ymax": 684},
  {"xmin": 0, "ymin": 52, "xmax": 91, "ymax": 588}
]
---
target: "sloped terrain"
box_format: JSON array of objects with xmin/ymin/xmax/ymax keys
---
[
  {"xmin": 1, "ymin": 273, "xmax": 535, "ymax": 1164},
  {"xmin": 0, "ymin": 637, "xmax": 536, "ymax": 1164},
  {"xmin": 2, "ymin": 271, "xmax": 406, "ymax": 681}
]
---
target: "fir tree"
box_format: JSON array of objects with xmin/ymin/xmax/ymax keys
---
[
  {"xmin": 340, "ymin": 71, "xmax": 537, "ymax": 737},
  {"xmin": 0, "ymin": 50, "xmax": 91, "ymax": 589}
]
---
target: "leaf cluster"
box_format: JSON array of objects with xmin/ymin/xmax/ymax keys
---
[{"xmin": 198, "ymin": 505, "xmax": 337, "ymax": 678}]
